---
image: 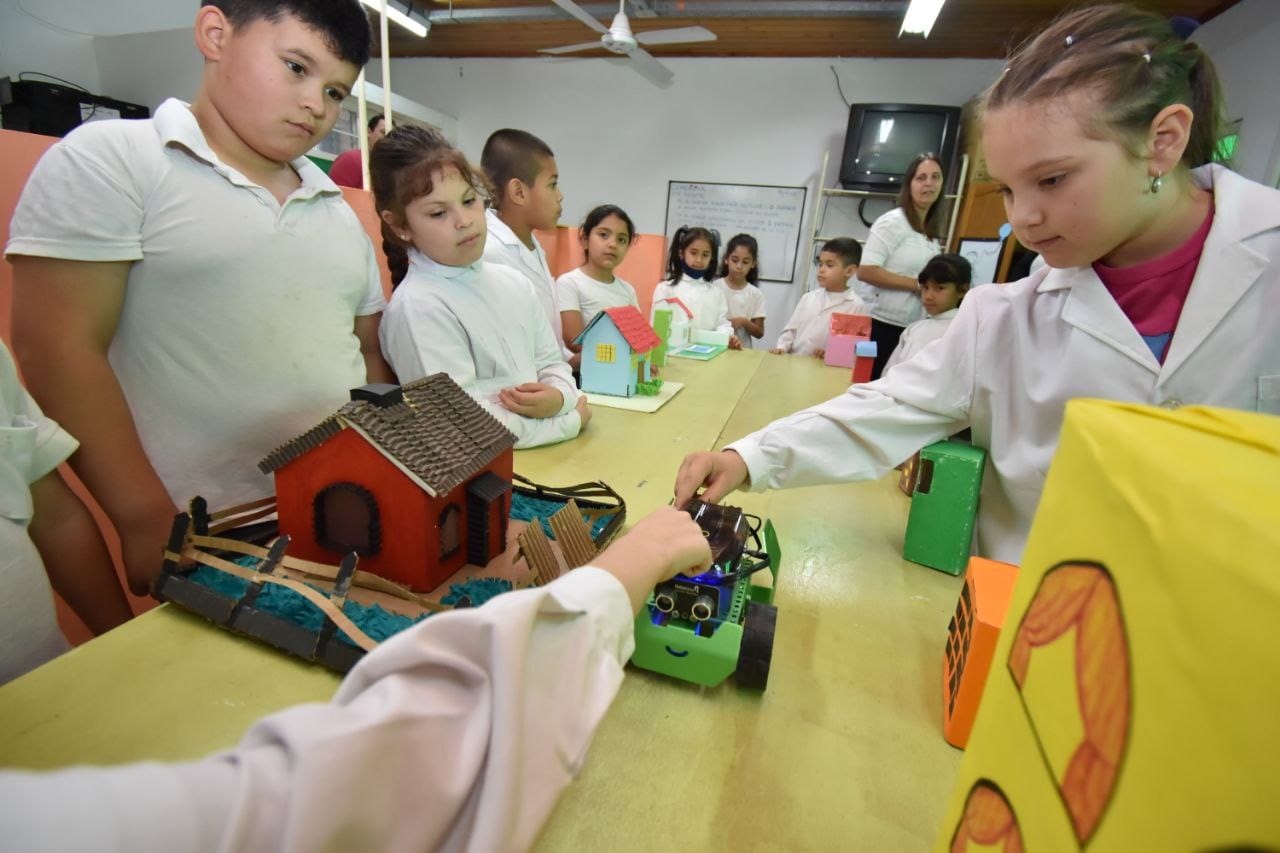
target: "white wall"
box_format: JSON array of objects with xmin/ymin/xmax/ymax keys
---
[
  {"xmin": 0, "ymin": 0, "xmax": 101, "ymax": 94},
  {"xmin": 94, "ymin": 27, "xmax": 203, "ymax": 112},
  {"xmin": 376, "ymin": 55, "xmax": 1002, "ymax": 347},
  {"xmin": 1193, "ymin": 0, "xmax": 1280, "ymax": 186}
]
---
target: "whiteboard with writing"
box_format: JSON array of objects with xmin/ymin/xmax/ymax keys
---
[{"xmin": 664, "ymin": 181, "xmax": 808, "ymax": 282}]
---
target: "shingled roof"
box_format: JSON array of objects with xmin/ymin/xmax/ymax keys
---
[
  {"xmin": 574, "ymin": 305, "xmax": 661, "ymax": 353},
  {"xmin": 259, "ymin": 374, "xmax": 517, "ymax": 498}
]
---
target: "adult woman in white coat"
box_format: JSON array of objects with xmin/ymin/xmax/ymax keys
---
[
  {"xmin": 672, "ymin": 4, "xmax": 1280, "ymax": 566},
  {"xmin": 856, "ymin": 153, "xmax": 947, "ymax": 380}
]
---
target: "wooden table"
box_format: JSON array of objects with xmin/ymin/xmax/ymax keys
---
[{"xmin": 0, "ymin": 350, "xmax": 965, "ymax": 850}]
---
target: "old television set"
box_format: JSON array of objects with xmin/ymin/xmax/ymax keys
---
[{"xmin": 838, "ymin": 103, "xmax": 962, "ymax": 193}]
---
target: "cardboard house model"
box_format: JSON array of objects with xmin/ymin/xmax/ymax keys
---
[
  {"xmin": 575, "ymin": 305, "xmax": 662, "ymax": 397},
  {"xmin": 258, "ymin": 375, "xmax": 518, "ymax": 592},
  {"xmin": 653, "ymin": 296, "xmax": 693, "ymax": 355},
  {"xmin": 824, "ymin": 312, "xmax": 872, "ymax": 369}
]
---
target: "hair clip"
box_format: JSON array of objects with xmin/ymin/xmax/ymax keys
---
[
  {"xmin": 1065, "ymin": 35, "xmax": 1074, "ymax": 47},
  {"xmin": 1002, "ymin": 65, "xmax": 1011, "ymax": 74},
  {"xmin": 1142, "ymin": 52, "xmax": 1151, "ymax": 63}
]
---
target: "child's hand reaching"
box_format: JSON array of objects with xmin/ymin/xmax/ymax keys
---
[
  {"xmin": 591, "ymin": 506, "xmax": 713, "ymax": 613},
  {"xmin": 673, "ymin": 450, "xmax": 750, "ymax": 509},
  {"xmin": 499, "ymin": 383, "xmax": 564, "ymax": 418}
]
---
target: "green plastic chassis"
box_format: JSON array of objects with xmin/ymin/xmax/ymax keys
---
[{"xmin": 630, "ymin": 520, "xmax": 781, "ymax": 687}]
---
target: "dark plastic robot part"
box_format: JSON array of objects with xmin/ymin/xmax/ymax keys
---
[
  {"xmin": 734, "ymin": 601, "xmax": 777, "ymax": 690},
  {"xmin": 684, "ymin": 499, "xmax": 748, "ymax": 570}
]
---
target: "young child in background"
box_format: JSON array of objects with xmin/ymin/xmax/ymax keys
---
[
  {"xmin": 1, "ymin": 342, "xmax": 131, "ymax": 684},
  {"xmin": 0, "ymin": 506, "xmax": 714, "ymax": 850},
  {"xmin": 882, "ymin": 253, "xmax": 971, "ymax": 374},
  {"xmin": 675, "ymin": 3, "xmax": 1280, "ymax": 566},
  {"xmin": 373, "ymin": 126, "xmax": 589, "ymax": 449},
  {"xmin": 715, "ymin": 233, "xmax": 768, "ymax": 349},
  {"xmin": 558, "ymin": 205, "xmax": 641, "ymax": 354},
  {"xmin": 652, "ymin": 226, "xmax": 737, "ymax": 347},
  {"xmin": 771, "ymin": 238, "xmax": 866, "ymax": 358},
  {"xmin": 480, "ymin": 128, "xmax": 574, "ymax": 363},
  {"xmin": 5, "ymin": 0, "xmax": 391, "ymax": 595},
  {"xmin": 328, "ymin": 112, "xmax": 386, "ymax": 189}
]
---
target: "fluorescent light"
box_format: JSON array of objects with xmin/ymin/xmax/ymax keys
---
[
  {"xmin": 360, "ymin": 0, "xmax": 429, "ymax": 38},
  {"xmin": 900, "ymin": 0, "xmax": 946, "ymax": 37},
  {"xmin": 877, "ymin": 118, "xmax": 895, "ymax": 144}
]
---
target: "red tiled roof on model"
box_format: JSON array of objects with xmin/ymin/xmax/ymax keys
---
[
  {"xmin": 602, "ymin": 306, "xmax": 661, "ymax": 353},
  {"xmin": 259, "ymin": 374, "xmax": 516, "ymax": 497},
  {"xmin": 655, "ymin": 296, "xmax": 693, "ymax": 319}
]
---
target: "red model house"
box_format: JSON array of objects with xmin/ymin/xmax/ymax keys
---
[{"xmin": 258, "ymin": 375, "xmax": 518, "ymax": 591}]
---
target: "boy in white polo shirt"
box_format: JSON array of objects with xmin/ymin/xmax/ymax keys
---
[
  {"xmin": 480, "ymin": 128, "xmax": 575, "ymax": 365},
  {"xmin": 5, "ymin": 0, "xmax": 392, "ymax": 595}
]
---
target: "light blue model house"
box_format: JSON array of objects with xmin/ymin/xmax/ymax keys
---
[{"xmin": 574, "ymin": 306, "xmax": 662, "ymax": 397}]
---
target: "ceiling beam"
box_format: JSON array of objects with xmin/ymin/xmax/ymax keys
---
[{"xmin": 424, "ymin": 2, "xmax": 906, "ymax": 25}]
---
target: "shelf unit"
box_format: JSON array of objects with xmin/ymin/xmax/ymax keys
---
[{"xmin": 808, "ymin": 151, "xmax": 970, "ymax": 253}]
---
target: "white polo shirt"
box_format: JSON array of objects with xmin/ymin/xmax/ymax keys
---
[
  {"xmin": 856, "ymin": 207, "xmax": 942, "ymax": 327},
  {"xmin": 6, "ymin": 99, "xmax": 387, "ymax": 510},
  {"xmin": 483, "ymin": 209, "xmax": 572, "ymax": 359},
  {"xmin": 555, "ymin": 267, "xmax": 640, "ymax": 332}
]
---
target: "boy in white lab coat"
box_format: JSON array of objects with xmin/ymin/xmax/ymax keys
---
[
  {"xmin": 673, "ymin": 6, "xmax": 1280, "ymax": 566},
  {"xmin": 771, "ymin": 238, "xmax": 867, "ymax": 358},
  {"xmin": 883, "ymin": 253, "xmax": 972, "ymax": 374}
]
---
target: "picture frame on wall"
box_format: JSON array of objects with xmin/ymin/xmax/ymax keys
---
[{"xmin": 958, "ymin": 238, "xmax": 1003, "ymax": 286}]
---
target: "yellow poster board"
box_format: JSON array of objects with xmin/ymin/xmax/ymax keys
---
[{"xmin": 939, "ymin": 400, "xmax": 1280, "ymax": 851}]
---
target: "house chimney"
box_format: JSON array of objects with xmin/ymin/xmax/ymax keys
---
[{"xmin": 350, "ymin": 384, "xmax": 403, "ymax": 408}]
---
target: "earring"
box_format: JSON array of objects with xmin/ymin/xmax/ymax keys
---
[{"xmin": 1149, "ymin": 172, "xmax": 1163, "ymax": 194}]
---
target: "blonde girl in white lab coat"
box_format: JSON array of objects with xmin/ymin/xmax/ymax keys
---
[
  {"xmin": 372, "ymin": 126, "xmax": 590, "ymax": 449},
  {"xmin": 652, "ymin": 226, "xmax": 739, "ymax": 348},
  {"xmin": 674, "ymin": 3, "xmax": 1280, "ymax": 565}
]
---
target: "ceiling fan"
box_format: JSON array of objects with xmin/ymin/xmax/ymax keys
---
[{"xmin": 538, "ymin": 0, "xmax": 717, "ymax": 88}]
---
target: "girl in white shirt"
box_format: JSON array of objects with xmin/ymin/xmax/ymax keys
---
[
  {"xmin": 557, "ymin": 204, "xmax": 642, "ymax": 354},
  {"xmin": 651, "ymin": 226, "xmax": 738, "ymax": 348},
  {"xmin": 714, "ymin": 233, "xmax": 768, "ymax": 349},
  {"xmin": 883, "ymin": 253, "xmax": 972, "ymax": 374},
  {"xmin": 673, "ymin": 4, "xmax": 1280, "ymax": 565},
  {"xmin": 371, "ymin": 126, "xmax": 589, "ymax": 449}
]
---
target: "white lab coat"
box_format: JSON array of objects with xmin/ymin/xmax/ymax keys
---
[
  {"xmin": 731, "ymin": 165, "xmax": 1280, "ymax": 564},
  {"xmin": 0, "ymin": 567, "xmax": 635, "ymax": 853},
  {"xmin": 882, "ymin": 307, "xmax": 958, "ymax": 374},
  {"xmin": 381, "ymin": 249, "xmax": 582, "ymax": 449},
  {"xmin": 774, "ymin": 287, "xmax": 869, "ymax": 356}
]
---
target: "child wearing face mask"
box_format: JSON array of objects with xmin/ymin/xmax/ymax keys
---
[{"xmin": 651, "ymin": 226, "xmax": 738, "ymax": 348}]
